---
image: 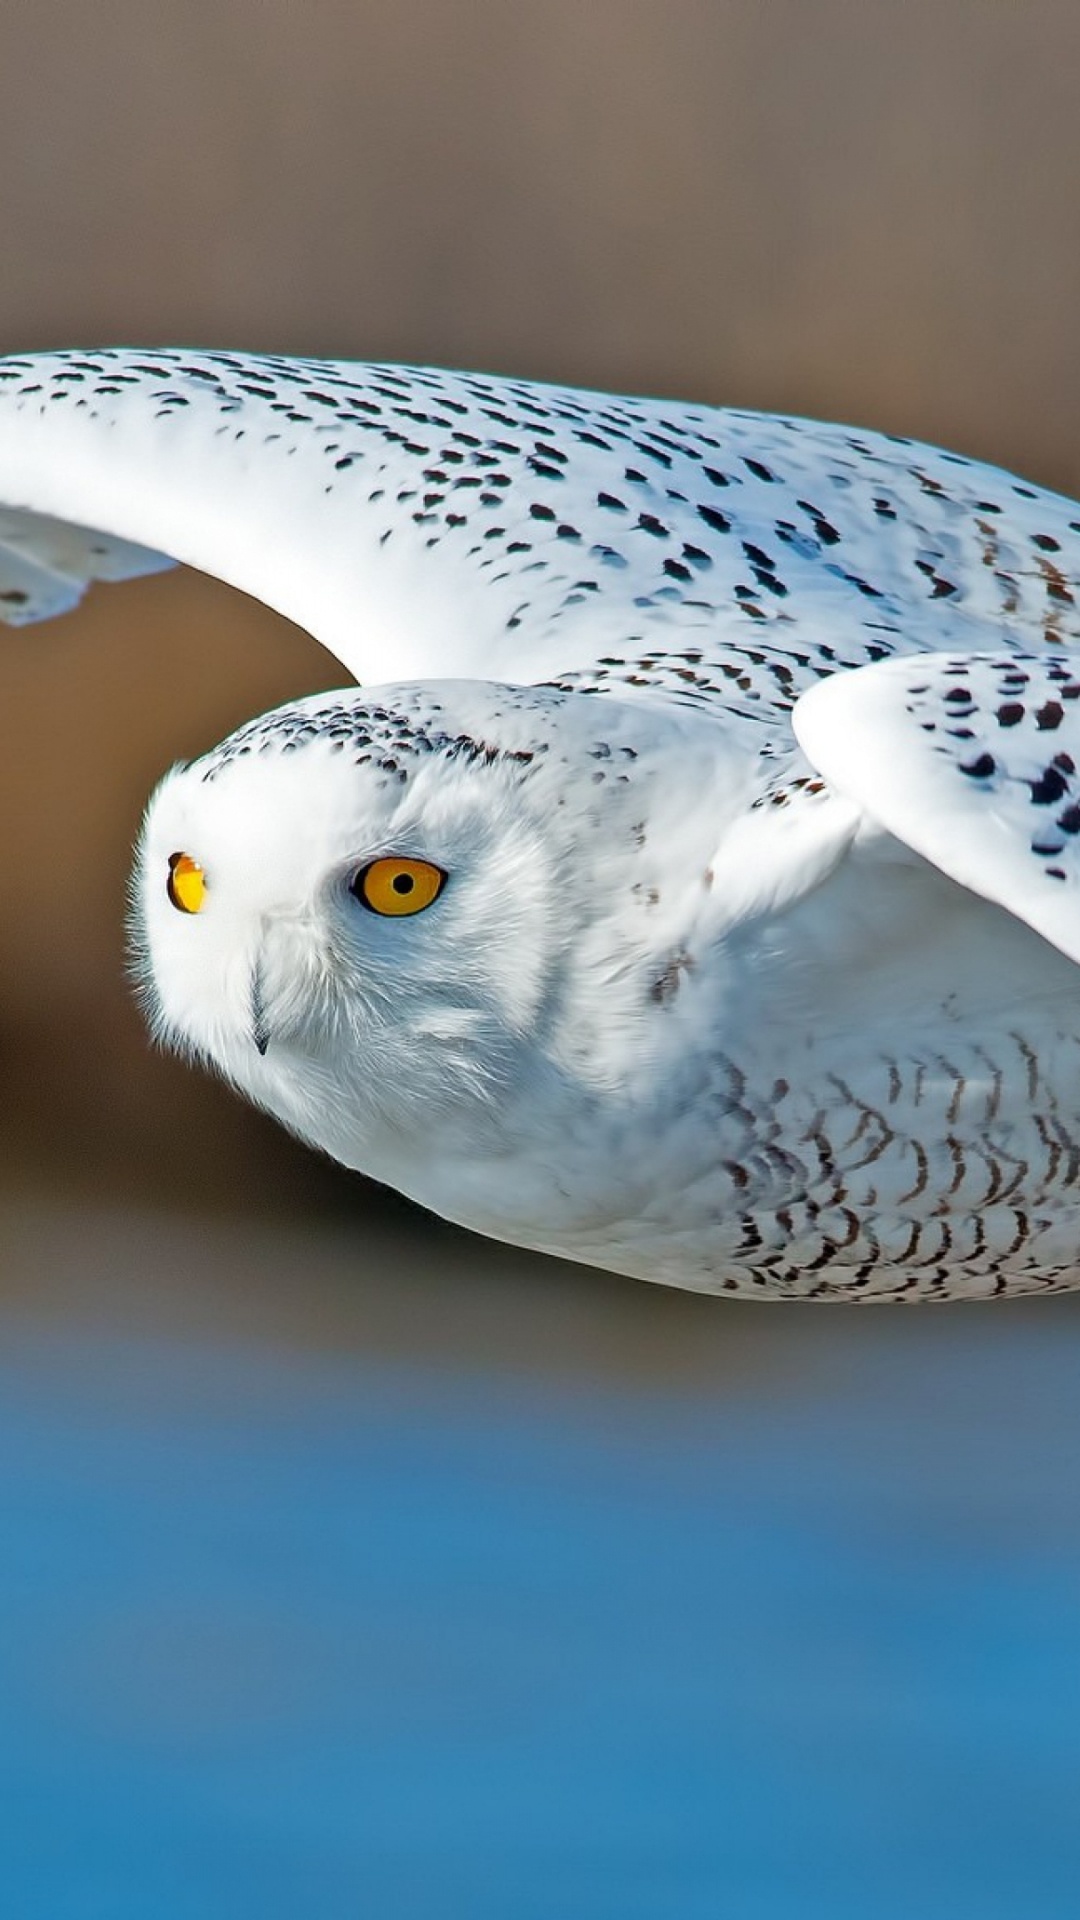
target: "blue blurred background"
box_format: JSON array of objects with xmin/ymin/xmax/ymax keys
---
[{"xmin": 3, "ymin": 4, "xmax": 1080, "ymax": 1914}]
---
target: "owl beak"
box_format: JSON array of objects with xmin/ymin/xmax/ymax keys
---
[{"xmin": 250, "ymin": 957, "xmax": 271, "ymax": 1055}]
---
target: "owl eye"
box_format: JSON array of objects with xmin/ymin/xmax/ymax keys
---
[
  {"xmin": 167, "ymin": 852, "xmax": 207, "ymax": 914},
  {"xmin": 352, "ymin": 857, "xmax": 446, "ymax": 917}
]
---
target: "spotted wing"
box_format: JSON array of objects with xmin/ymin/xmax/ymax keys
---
[
  {"xmin": 794, "ymin": 651, "xmax": 1080, "ymax": 964},
  {"xmin": 0, "ymin": 504, "xmax": 172, "ymax": 622},
  {"xmin": 3, "ymin": 349, "xmax": 1080, "ymax": 720}
]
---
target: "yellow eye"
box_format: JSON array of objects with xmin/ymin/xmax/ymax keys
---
[
  {"xmin": 353, "ymin": 856, "xmax": 446, "ymax": 917},
  {"xmin": 167, "ymin": 852, "xmax": 207, "ymax": 915}
]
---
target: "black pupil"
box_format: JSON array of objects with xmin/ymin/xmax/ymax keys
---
[{"xmin": 392, "ymin": 872, "xmax": 415, "ymax": 894}]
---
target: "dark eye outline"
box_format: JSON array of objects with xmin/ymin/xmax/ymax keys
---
[{"xmin": 349, "ymin": 857, "xmax": 448, "ymax": 916}]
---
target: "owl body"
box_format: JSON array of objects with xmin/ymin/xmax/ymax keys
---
[
  {"xmin": 137, "ymin": 676, "xmax": 1080, "ymax": 1302},
  {"xmin": 6, "ymin": 347, "xmax": 1080, "ymax": 1298}
]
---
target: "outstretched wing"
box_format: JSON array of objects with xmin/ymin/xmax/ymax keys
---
[
  {"xmin": 0, "ymin": 504, "xmax": 171, "ymax": 623},
  {"xmin": 3, "ymin": 348, "xmax": 1080, "ymax": 720},
  {"xmin": 794, "ymin": 650, "xmax": 1080, "ymax": 965}
]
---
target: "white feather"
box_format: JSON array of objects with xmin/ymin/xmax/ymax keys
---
[{"xmin": 7, "ymin": 346, "xmax": 1080, "ymax": 1300}]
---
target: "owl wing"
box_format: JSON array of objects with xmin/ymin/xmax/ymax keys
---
[
  {"xmin": 791, "ymin": 650, "xmax": 1080, "ymax": 966},
  {"xmin": 3, "ymin": 348, "xmax": 1080, "ymax": 723}
]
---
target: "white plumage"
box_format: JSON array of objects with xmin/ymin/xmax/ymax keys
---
[{"xmin": 6, "ymin": 346, "xmax": 1080, "ymax": 1299}]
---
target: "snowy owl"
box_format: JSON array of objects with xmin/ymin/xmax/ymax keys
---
[{"xmin": 5, "ymin": 349, "xmax": 1080, "ymax": 1301}]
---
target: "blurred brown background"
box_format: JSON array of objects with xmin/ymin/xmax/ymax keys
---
[{"xmin": 3, "ymin": 0, "xmax": 1080, "ymax": 1364}]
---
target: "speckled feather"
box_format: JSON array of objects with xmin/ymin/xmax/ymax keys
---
[
  {"xmin": 7, "ymin": 347, "xmax": 1080, "ymax": 1300},
  {"xmin": 3, "ymin": 347, "xmax": 1080, "ymax": 712}
]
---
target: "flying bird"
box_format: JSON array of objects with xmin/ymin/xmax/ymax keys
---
[{"xmin": 4, "ymin": 347, "xmax": 1080, "ymax": 1301}]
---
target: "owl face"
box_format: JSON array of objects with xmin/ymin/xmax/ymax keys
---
[{"xmin": 131, "ymin": 680, "xmax": 737, "ymax": 1212}]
